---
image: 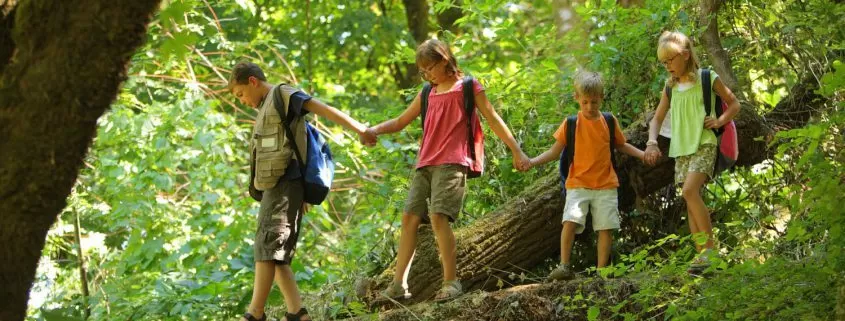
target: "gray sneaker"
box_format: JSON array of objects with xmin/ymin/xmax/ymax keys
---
[
  {"xmin": 433, "ymin": 280, "xmax": 463, "ymax": 302},
  {"xmin": 687, "ymin": 249, "xmax": 715, "ymax": 274},
  {"xmin": 547, "ymin": 263, "xmax": 575, "ymax": 282},
  {"xmin": 379, "ymin": 281, "xmax": 411, "ymax": 300}
]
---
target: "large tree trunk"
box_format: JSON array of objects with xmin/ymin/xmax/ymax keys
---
[
  {"xmin": 699, "ymin": 0, "xmax": 744, "ymax": 99},
  {"xmin": 390, "ymin": 0, "xmax": 431, "ymax": 89},
  {"xmin": 0, "ymin": 1, "xmax": 160, "ymax": 319},
  {"xmin": 362, "ymin": 64, "xmax": 832, "ymax": 305},
  {"xmin": 435, "ymin": 0, "xmax": 464, "ymax": 35}
]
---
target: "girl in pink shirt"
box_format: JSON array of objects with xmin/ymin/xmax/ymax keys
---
[{"xmin": 368, "ymin": 39, "xmax": 529, "ymax": 301}]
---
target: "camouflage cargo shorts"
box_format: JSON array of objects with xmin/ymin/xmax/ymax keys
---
[{"xmin": 674, "ymin": 144, "xmax": 717, "ymax": 185}]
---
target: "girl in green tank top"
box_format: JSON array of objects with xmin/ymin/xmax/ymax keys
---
[{"xmin": 643, "ymin": 31, "xmax": 741, "ymax": 275}]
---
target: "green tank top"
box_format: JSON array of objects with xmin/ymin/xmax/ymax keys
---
[{"xmin": 668, "ymin": 70, "xmax": 719, "ymax": 158}]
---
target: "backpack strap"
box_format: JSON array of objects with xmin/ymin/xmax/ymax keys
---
[
  {"xmin": 462, "ymin": 76, "xmax": 477, "ymax": 163},
  {"xmin": 273, "ymin": 85, "xmax": 306, "ymax": 177},
  {"xmin": 701, "ymin": 68, "xmax": 725, "ymax": 136},
  {"xmin": 558, "ymin": 115, "xmax": 577, "ymax": 198},
  {"xmin": 419, "ymin": 83, "xmax": 433, "ymax": 131},
  {"xmin": 560, "ymin": 115, "xmax": 578, "ymax": 180},
  {"xmin": 602, "ymin": 112, "xmax": 618, "ymax": 172}
]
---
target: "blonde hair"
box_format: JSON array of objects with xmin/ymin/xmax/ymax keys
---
[
  {"xmin": 415, "ymin": 39, "xmax": 462, "ymax": 83},
  {"xmin": 574, "ymin": 70, "xmax": 603, "ymax": 98},
  {"xmin": 658, "ymin": 31, "xmax": 700, "ymax": 87}
]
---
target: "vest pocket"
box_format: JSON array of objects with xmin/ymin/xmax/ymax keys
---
[
  {"xmin": 257, "ymin": 123, "xmax": 281, "ymax": 153},
  {"xmin": 257, "ymin": 153, "xmax": 290, "ymax": 179}
]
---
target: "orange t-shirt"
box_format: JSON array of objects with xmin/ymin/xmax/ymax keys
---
[{"xmin": 553, "ymin": 112, "xmax": 626, "ymax": 190}]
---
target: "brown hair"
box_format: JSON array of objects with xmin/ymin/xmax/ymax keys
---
[
  {"xmin": 227, "ymin": 61, "xmax": 267, "ymax": 90},
  {"xmin": 573, "ymin": 69, "xmax": 604, "ymax": 98},
  {"xmin": 415, "ymin": 39, "xmax": 462, "ymax": 83},
  {"xmin": 657, "ymin": 31, "xmax": 701, "ymax": 87}
]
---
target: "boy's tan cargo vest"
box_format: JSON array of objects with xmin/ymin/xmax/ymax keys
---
[{"xmin": 249, "ymin": 85, "xmax": 307, "ymax": 191}]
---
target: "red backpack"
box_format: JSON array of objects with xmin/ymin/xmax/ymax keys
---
[{"xmin": 665, "ymin": 69, "xmax": 738, "ymax": 174}]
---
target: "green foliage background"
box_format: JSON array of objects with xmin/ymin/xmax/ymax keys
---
[{"xmin": 28, "ymin": 0, "xmax": 843, "ymax": 320}]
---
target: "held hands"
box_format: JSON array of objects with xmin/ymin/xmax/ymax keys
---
[
  {"xmin": 359, "ymin": 127, "xmax": 378, "ymax": 147},
  {"xmin": 644, "ymin": 144, "xmax": 662, "ymax": 166},
  {"xmin": 513, "ymin": 149, "xmax": 532, "ymax": 172}
]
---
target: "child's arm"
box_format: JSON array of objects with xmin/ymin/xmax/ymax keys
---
[
  {"xmin": 368, "ymin": 94, "xmax": 422, "ymax": 136},
  {"xmin": 474, "ymin": 91, "xmax": 530, "ymax": 170},
  {"xmin": 645, "ymin": 90, "xmax": 670, "ymax": 165},
  {"xmin": 304, "ymin": 98, "xmax": 376, "ymax": 145},
  {"xmin": 617, "ymin": 143, "xmax": 645, "ymax": 162},
  {"xmin": 706, "ymin": 78, "xmax": 740, "ymax": 129},
  {"xmin": 529, "ymin": 140, "xmax": 566, "ymax": 169}
]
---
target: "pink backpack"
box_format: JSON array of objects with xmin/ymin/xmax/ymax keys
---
[{"xmin": 665, "ymin": 69, "xmax": 738, "ymax": 173}]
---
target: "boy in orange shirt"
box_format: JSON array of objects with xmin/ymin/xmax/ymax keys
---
[{"xmin": 525, "ymin": 70, "xmax": 644, "ymax": 280}]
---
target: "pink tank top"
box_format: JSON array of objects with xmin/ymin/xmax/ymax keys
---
[{"xmin": 417, "ymin": 78, "xmax": 484, "ymax": 171}]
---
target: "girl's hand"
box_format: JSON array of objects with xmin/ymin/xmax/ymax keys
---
[
  {"xmin": 359, "ymin": 128, "xmax": 378, "ymax": 146},
  {"xmin": 704, "ymin": 116, "xmax": 723, "ymax": 129},
  {"xmin": 513, "ymin": 150, "xmax": 531, "ymax": 171},
  {"xmin": 644, "ymin": 145, "xmax": 662, "ymax": 166},
  {"xmin": 522, "ymin": 158, "xmax": 534, "ymax": 171}
]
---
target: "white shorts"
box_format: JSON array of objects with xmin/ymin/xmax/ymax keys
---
[{"xmin": 562, "ymin": 188, "xmax": 621, "ymax": 234}]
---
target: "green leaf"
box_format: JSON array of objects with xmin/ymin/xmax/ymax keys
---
[{"xmin": 587, "ymin": 306, "xmax": 600, "ymax": 321}]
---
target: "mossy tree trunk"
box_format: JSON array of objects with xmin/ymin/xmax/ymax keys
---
[{"xmin": 0, "ymin": 1, "xmax": 160, "ymax": 319}]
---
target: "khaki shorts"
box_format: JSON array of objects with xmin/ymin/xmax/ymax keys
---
[
  {"xmin": 404, "ymin": 164, "xmax": 467, "ymax": 223},
  {"xmin": 254, "ymin": 179, "xmax": 304, "ymax": 264},
  {"xmin": 562, "ymin": 188, "xmax": 621, "ymax": 234},
  {"xmin": 674, "ymin": 144, "xmax": 717, "ymax": 184}
]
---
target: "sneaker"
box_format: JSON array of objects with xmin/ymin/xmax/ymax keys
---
[
  {"xmin": 379, "ymin": 281, "xmax": 411, "ymax": 300},
  {"xmin": 687, "ymin": 249, "xmax": 715, "ymax": 274},
  {"xmin": 547, "ymin": 263, "xmax": 575, "ymax": 282},
  {"xmin": 433, "ymin": 280, "xmax": 463, "ymax": 302}
]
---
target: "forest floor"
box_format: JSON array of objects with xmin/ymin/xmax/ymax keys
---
[{"xmin": 335, "ymin": 273, "xmax": 680, "ymax": 321}]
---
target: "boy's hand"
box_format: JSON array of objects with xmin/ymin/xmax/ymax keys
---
[
  {"xmin": 359, "ymin": 128, "xmax": 378, "ymax": 147},
  {"xmin": 523, "ymin": 158, "xmax": 535, "ymax": 171}
]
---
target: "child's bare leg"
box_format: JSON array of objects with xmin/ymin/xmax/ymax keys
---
[
  {"xmin": 394, "ymin": 213, "xmax": 422, "ymax": 284},
  {"xmin": 560, "ymin": 221, "xmax": 578, "ymax": 264},
  {"xmin": 597, "ymin": 230, "xmax": 612, "ymax": 268},
  {"xmin": 687, "ymin": 211, "xmax": 703, "ymax": 252},
  {"xmin": 244, "ymin": 261, "xmax": 275, "ymax": 320},
  {"xmin": 430, "ymin": 213, "xmax": 457, "ymax": 281},
  {"xmin": 682, "ymin": 172, "xmax": 714, "ymax": 251},
  {"xmin": 274, "ymin": 264, "xmax": 310, "ymax": 320}
]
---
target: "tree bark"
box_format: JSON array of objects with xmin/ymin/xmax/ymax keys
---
[
  {"xmin": 354, "ymin": 278, "xmax": 645, "ymax": 321},
  {"xmin": 435, "ymin": 1, "xmax": 464, "ymax": 35},
  {"xmin": 363, "ymin": 65, "xmax": 832, "ymax": 306},
  {"xmin": 0, "ymin": 2, "xmax": 15, "ymax": 71},
  {"xmin": 699, "ymin": 0, "xmax": 744, "ymax": 100},
  {"xmin": 616, "ymin": 0, "xmax": 644, "ymax": 7},
  {"xmin": 0, "ymin": 1, "xmax": 161, "ymax": 319},
  {"xmin": 389, "ymin": 0, "xmax": 431, "ymax": 89},
  {"xmin": 402, "ymin": 0, "xmax": 430, "ymax": 44},
  {"xmin": 838, "ymin": 279, "xmax": 845, "ymax": 321}
]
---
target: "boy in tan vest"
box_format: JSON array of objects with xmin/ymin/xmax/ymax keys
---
[{"xmin": 228, "ymin": 62, "xmax": 376, "ymax": 321}]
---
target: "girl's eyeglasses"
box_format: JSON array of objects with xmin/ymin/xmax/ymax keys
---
[{"xmin": 659, "ymin": 52, "xmax": 682, "ymax": 67}]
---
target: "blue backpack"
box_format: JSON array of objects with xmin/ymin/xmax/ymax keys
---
[
  {"xmin": 558, "ymin": 112, "xmax": 618, "ymax": 198},
  {"xmin": 273, "ymin": 86, "xmax": 335, "ymax": 205}
]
